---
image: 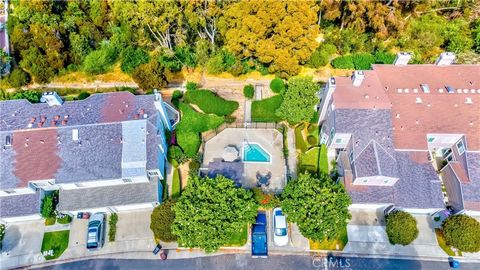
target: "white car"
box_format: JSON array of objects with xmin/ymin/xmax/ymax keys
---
[{"xmin": 272, "ymin": 207, "xmax": 288, "ymax": 246}]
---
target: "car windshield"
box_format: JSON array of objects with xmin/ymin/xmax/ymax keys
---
[{"xmin": 275, "ymin": 228, "xmax": 287, "ymax": 236}]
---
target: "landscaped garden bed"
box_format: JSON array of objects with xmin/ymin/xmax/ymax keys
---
[
  {"xmin": 224, "ymin": 224, "xmax": 248, "ymax": 247},
  {"xmin": 41, "ymin": 230, "xmax": 70, "ymax": 260},
  {"xmin": 309, "ymin": 226, "xmax": 348, "ymax": 251}
]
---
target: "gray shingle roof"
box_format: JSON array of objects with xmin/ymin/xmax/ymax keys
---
[
  {"xmin": 57, "ymin": 180, "xmax": 158, "ymax": 211},
  {"xmin": 354, "ymin": 140, "xmax": 398, "ymax": 178},
  {"xmin": 462, "ymin": 152, "xmax": 480, "ymax": 207},
  {"xmin": 0, "ymin": 191, "xmax": 40, "ymax": 218}
]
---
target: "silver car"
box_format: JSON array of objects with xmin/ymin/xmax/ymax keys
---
[{"xmin": 86, "ymin": 212, "xmax": 106, "ymax": 250}]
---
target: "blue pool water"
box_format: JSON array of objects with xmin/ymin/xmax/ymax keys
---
[{"xmin": 243, "ymin": 143, "xmax": 271, "ymax": 163}]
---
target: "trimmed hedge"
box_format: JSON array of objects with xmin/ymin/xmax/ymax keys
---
[
  {"xmin": 56, "ymin": 214, "xmax": 72, "ymax": 224},
  {"xmin": 108, "ymin": 213, "xmax": 118, "ymax": 242},
  {"xmin": 172, "ymin": 167, "xmax": 181, "ymax": 199},
  {"xmin": 251, "ymin": 95, "xmax": 283, "ymax": 122},
  {"xmin": 269, "ymin": 78, "xmax": 285, "ymax": 93},
  {"xmin": 185, "ymin": 89, "xmax": 239, "ymax": 116},
  {"xmin": 150, "ymin": 200, "xmax": 177, "ymax": 242},
  {"xmin": 243, "ymin": 84, "xmax": 254, "ymax": 99}
]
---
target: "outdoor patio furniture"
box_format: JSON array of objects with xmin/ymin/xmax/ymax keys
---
[
  {"xmin": 256, "ymin": 171, "xmax": 271, "ymax": 187},
  {"xmin": 222, "ymin": 146, "xmax": 239, "ymax": 162}
]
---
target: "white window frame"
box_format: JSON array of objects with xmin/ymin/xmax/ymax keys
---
[
  {"xmin": 456, "ymin": 139, "xmax": 465, "ymax": 155},
  {"xmin": 349, "ymin": 151, "xmax": 354, "ymax": 164}
]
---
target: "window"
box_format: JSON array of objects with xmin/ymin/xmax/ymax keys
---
[
  {"xmin": 335, "ymin": 138, "xmax": 344, "ymax": 144},
  {"xmin": 362, "ymin": 179, "xmax": 368, "ymax": 183},
  {"xmin": 456, "ymin": 140, "xmax": 465, "ymax": 155},
  {"xmin": 383, "ymin": 179, "xmax": 389, "ymax": 184},
  {"xmin": 349, "ymin": 151, "xmax": 354, "ymax": 164},
  {"xmin": 330, "ymin": 127, "xmax": 335, "ymax": 140},
  {"xmin": 427, "ymin": 136, "xmax": 435, "ymax": 143},
  {"xmin": 320, "ymin": 133, "xmax": 329, "ymax": 144}
]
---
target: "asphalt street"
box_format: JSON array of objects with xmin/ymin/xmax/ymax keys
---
[{"xmin": 36, "ymin": 254, "xmax": 480, "ymax": 270}]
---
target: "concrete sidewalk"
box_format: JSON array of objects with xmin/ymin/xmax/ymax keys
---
[{"xmin": 286, "ymin": 127, "xmax": 297, "ymax": 179}]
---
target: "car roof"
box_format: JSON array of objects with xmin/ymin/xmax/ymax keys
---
[
  {"xmin": 274, "ymin": 215, "xmax": 287, "ymax": 228},
  {"xmin": 89, "ymin": 212, "xmax": 105, "ymax": 222}
]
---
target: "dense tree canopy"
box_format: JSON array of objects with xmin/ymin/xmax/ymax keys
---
[
  {"xmin": 150, "ymin": 200, "xmax": 177, "ymax": 242},
  {"xmin": 4, "ymin": 0, "xmax": 480, "ymax": 85},
  {"xmin": 442, "ymin": 214, "xmax": 480, "ymax": 252},
  {"xmin": 172, "ymin": 175, "xmax": 257, "ymax": 252},
  {"xmin": 276, "ymin": 77, "xmax": 319, "ymax": 124},
  {"xmin": 386, "ymin": 211, "xmax": 419, "ymax": 245},
  {"xmin": 221, "ymin": 0, "xmax": 319, "ymax": 76},
  {"xmin": 281, "ymin": 173, "xmax": 351, "ymax": 241}
]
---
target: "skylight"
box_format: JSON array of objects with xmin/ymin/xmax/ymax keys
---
[{"xmin": 420, "ymin": 84, "xmax": 430, "ymax": 93}]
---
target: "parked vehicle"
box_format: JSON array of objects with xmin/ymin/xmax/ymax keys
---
[
  {"xmin": 272, "ymin": 207, "xmax": 288, "ymax": 246},
  {"xmin": 252, "ymin": 211, "xmax": 268, "ymax": 258},
  {"xmin": 77, "ymin": 212, "xmax": 90, "ymax": 219},
  {"xmin": 86, "ymin": 212, "xmax": 106, "ymax": 250}
]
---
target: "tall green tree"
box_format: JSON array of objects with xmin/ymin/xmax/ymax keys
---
[
  {"xmin": 442, "ymin": 214, "xmax": 480, "ymax": 252},
  {"xmin": 172, "ymin": 175, "xmax": 258, "ymax": 252},
  {"xmin": 281, "ymin": 173, "xmax": 351, "ymax": 241},
  {"xmin": 276, "ymin": 77, "xmax": 319, "ymax": 124}
]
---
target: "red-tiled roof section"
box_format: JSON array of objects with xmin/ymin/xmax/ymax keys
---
[
  {"xmin": 373, "ymin": 64, "xmax": 480, "ymax": 150},
  {"xmin": 464, "ymin": 201, "xmax": 480, "ymax": 211},
  {"xmin": 12, "ymin": 129, "xmax": 60, "ymax": 187},
  {"xmin": 332, "ymin": 70, "xmax": 392, "ymax": 110},
  {"xmin": 101, "ymin": 92, "xmax": 136, "ymax": 122}
]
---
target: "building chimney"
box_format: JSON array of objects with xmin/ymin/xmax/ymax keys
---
[
  {"xmin": 435, "ymin": 52, "xmax": 455, "ymax": 66},
  {"xmin": 40, "ymin": 91, "xmax": 63, "ymax": 107},
  {"xmin": 351, "ymin": 71, "xmax": 365, "ymax": 87},
  {"xmin": 393, "ymin": 52, "xmax": 412, "ymax": 66}
]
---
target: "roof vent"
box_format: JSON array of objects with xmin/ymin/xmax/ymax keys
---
[
  {"xmin": 465, "ymin": 97, "xmax": 473, "ymax": 104},
  {"xmin": 435, "ymin": 52, "xmax": 455, "ymax": 66},
  {"xmin": 72, "ymin": 129, "xmax": 79, "ymax": 141},
  {"xmin": 416, "ymin": 97, "xmax": 422, "ymax": 104},
  {"xmin": 40, "ymin": 92, "xmax": 64, "ymax": 107},
  {"xmin": 351, "ymin": 71, "xmax": 365, "ymax": 87},
  {"xmin": 393, "ymin": 52, "xmax": 412, "ymax": 66}
]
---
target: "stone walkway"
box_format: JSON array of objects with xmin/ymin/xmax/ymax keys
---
[
  {"xmin": 286, "ymin": 128, "xmax": 298, "ymax": 179},
  {"xmin": 244, "ymin": 100, "xmax": 251, "ymax": 123}
]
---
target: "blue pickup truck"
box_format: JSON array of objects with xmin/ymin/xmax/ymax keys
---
[{"xmin": 251, "ymin": 211, "xmax": 268, "ymax": 258}]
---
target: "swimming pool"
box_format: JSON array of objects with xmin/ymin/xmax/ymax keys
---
[{"xmin": 243, "ymin": 143, "xmax": 271, "ymax": 163}]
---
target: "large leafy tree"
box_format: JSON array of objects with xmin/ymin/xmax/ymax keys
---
[
  {"xmin": 276, "ymin": 76, "xmax": 319, "ymax": 124},
  {"xmin": 386, "ymin": 211, "xmax": 419, "ymax": 245},
  {"xmin": 281, "ymin": 173, "xmax": 351, "ymax": 241},
  {"xmin": 442, "ymin": 214, "xmax": 480, "ymax": 252},
  {"xmin": 221, "ymin": 0, "xmax": 319, "ymax": 76},
  {"xmin": 150, "ymin": 200, "xmax": 177, "ymax": 242},
  {"xmin": 172, "ymin": 175, "xmax": 258, "ymax": 252}
]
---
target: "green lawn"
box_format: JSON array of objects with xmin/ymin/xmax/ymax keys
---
[
  {"xmin": 225, "ymin": 224, "xmax": 248, "ymax": 246},
  {"xmin": 185, "ymin": 89, "xmax": 239, "ymax": 116},
  {"xmin": 41, "ymin": 230, "xmax": 70, "ymax": 260},
  {"xmin": 251, "ymin": 95, "xmax": 283, "ymax": 122},
  {"xmin": 309, "ymin": 226, "xmax": 348, "ymax": 250},
  {"xmin": 176, "ymin": 103, "xmax": 224, "ymax": 157},
  {"xmin": 294, "ymin": 124, "xmax": 308, "ymax": 153},
  {"xmin": 171, "ymin": 167, "xmax": 181, "ymax": 199}
]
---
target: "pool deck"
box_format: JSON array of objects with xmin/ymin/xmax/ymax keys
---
[{"xmin": 202, "ymin": 128, "xmax": 286, "ymax": 191}]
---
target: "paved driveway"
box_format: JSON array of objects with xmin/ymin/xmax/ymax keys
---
[{"xmin": 344, "ymin": 208, "xmax": 446, "ymax": 257}]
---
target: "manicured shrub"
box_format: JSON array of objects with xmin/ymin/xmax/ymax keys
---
[
  {"xmin": 331, "ymin": 55, "xmax": 354, "ymax": 69},
  {"xmin": 386, "ymin": 211, "xmax": 419, "ymax": 245},
  {"xmin": 374, "ymin": 51, "xmax": 396, "ymax": 64},
  {"xmin": 77, "ymin": 91, "xmax": 91, "ymax": 100},
  {"xmin": 11, "ymin": 90, "xmax": 42, "ymax": 103},
  {"xmin": 41, "ymin": 195, "xmax": 55, "ymax": 218},
  {"xmin": 168, "ymin": 145, "xmax": 188, "ymax": 164},
  {"xmin": 243, "ymin": 84, "xmax": 254, "ymax": 99},
  {"xmin": 295, "ymin": 125, "xmax": 308, "ymax": 153},
  {"xmin": 108, "ymin": 213, "xmax": 118, "ymax": 242},
  {"xmin": 172, "ymin": 168, "xmax": 181, "ymax": 199},
  {"xmin": 176, "ymin": 131, "xmax": 201, "ymax": 158},
  {"xmin": 56, "ymin": 214, "xmax": 72, "ymax": 224},
  {"xmin": 251, "ymin": 95, "xmax": 284, "ymax": 122},
  {"xmin": 352, "ymin": 53, "xmax": 375, "ymax": 70},
  {"xmin": 319, "ymin": 144, "xmax": 328, "ymax": 174},
  {"xmin": 442, "ymin": 214, "xmax": 480, "ymax": 252},
  {"xmin": 8, "ymin": 68, "xmax": 30, "ymax": 87},
  {"xmin": 186, "ymin": 81, "xmax": 198, "ymax": 92},
  {"xmin": 171, "ymin": 90, "xmax": 183, "ymax": 108},
  {"xmin": 150, "ymin": 200, "xmax": 177, "ymax": 242},
  {"xmin": 269, "ymin": 78, "xmax": 285, "ymax": 93},
  {"xmin": 184, "ymin": 89, "xmax": 238, "ymax": 116}
]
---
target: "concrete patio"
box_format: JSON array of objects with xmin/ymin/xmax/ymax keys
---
[{"xmin": 202, "ymin": 128, "xmax": 286, "ymax": 191}]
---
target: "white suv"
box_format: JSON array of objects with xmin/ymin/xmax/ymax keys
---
[
  {"xmin": 86, "ymin": 212, "xmax": 106, "ymax": 250},
  {"xmin": 272, "ymin": 207, "xmax": 288, "ymax": 246}
]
